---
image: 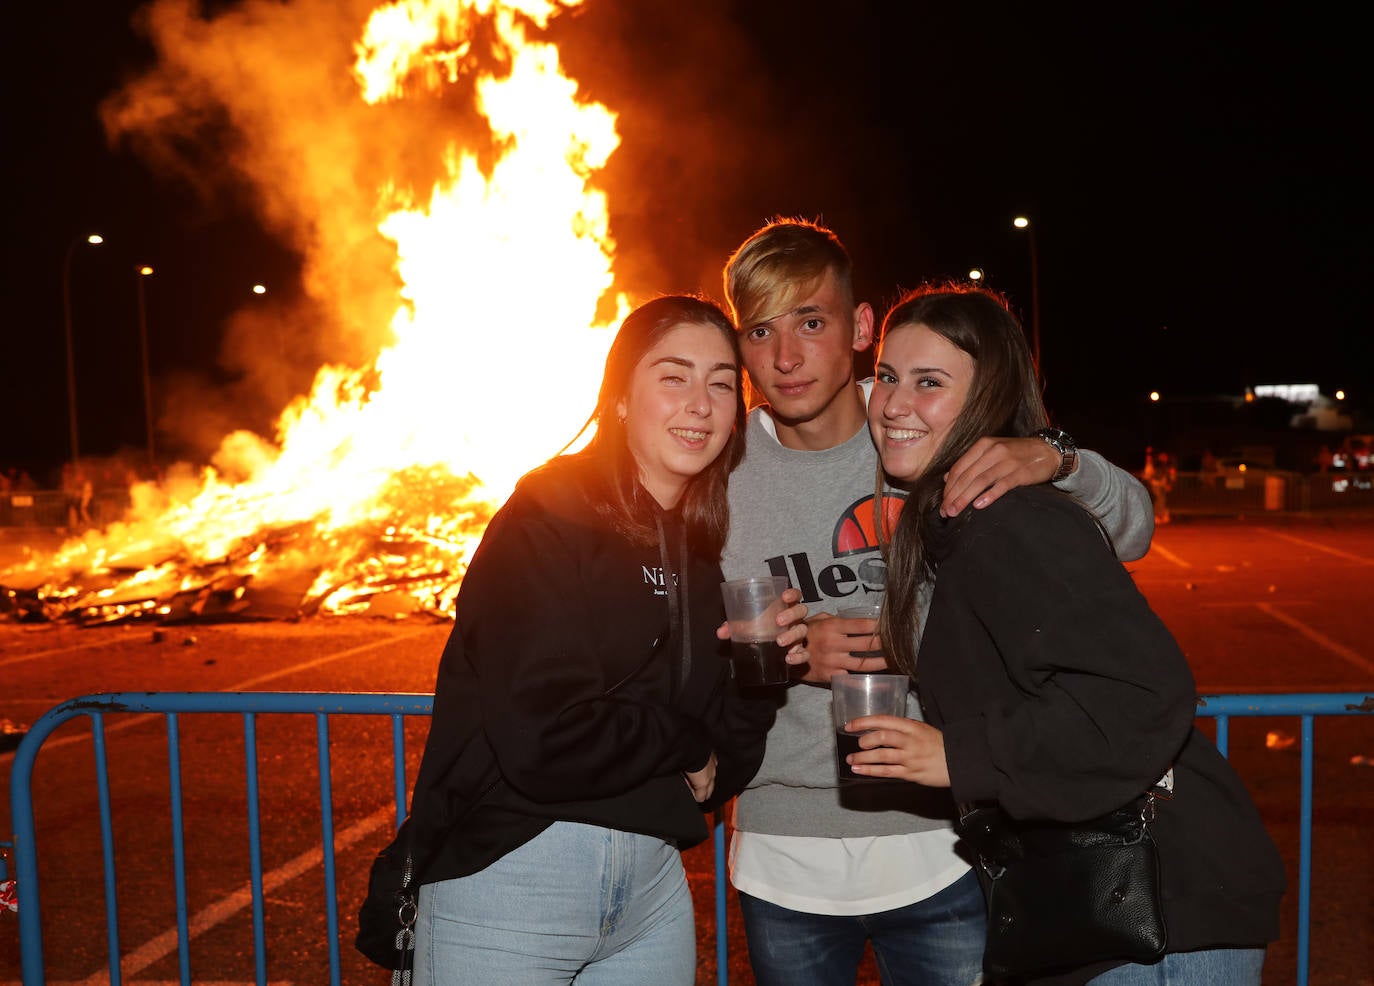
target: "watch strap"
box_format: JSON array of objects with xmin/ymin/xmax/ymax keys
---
[{"xmin": 1034, "ymin": 428, "xmax": 1078, "ymax": 482}]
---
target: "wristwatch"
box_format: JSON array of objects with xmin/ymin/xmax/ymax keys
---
[{"xmin": 1034, "ymin": 427, "xmax": 1078, "ymax": 482}]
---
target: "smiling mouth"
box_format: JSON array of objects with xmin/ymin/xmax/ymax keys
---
[
  {"xmin": 885, "ymin": 428, "xmax": 927, "ymax": 442},
  {"xmin": 670, "ymin": 428, "xmax": 710, "ymax": 442}
]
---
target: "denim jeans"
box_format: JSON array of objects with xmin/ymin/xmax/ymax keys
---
[
  {"xmin": 1086, "ymin": 947, "xmax": 1265, "ymax": 985},
  {"xmin": 738, "ymin": 867, "xmax": 987, "ymax": 986},
  {"xmin": 413, "ymin": 821, "xmax": 695, "ymax": 986}
]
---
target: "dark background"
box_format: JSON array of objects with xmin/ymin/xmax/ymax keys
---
[{"xmin": 5, "ymin": 0, "xmax": 1371, "ymax": 484}]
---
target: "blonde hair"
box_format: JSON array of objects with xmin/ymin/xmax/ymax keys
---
[{"xmin": 723, "ymin": 217, "xmax": 855, "ymax": 331}]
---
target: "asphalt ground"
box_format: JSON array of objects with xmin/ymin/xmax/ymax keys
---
[{"xmin": 1, "ymin": 513, "xmax": 1372, "ymax": 985}]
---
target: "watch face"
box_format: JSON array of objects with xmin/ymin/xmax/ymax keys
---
[{"xmin": 1035, "ymin": 427, "xmax": 1075, "ymax": 452}]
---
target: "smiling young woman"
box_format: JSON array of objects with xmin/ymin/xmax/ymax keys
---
[
  {"xmin": 851, "ymin": 284, "xmax": 1285, "ymax": 985},
  {"xmin": 369, "ymin": 294, "xmax": 807, "ymax": 986}
]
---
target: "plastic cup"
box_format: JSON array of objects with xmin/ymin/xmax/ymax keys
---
[
  {"xmin": 721, "ymin": 576, "xmax": 791, "ymax": 686},
  {"xmin": 837, "ymin": 600, "xmax": 884, "ymax": 668},
  {"xmin": 831, "ymin": 673, "xmax": 908, "ymax": 781}
]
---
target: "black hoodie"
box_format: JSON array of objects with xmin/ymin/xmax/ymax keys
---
[
  {"xmin": 406, "ymin": 455, "xmax": 779, "ymax": 886},
  {"xmin": 919, "ymin": 486, "xmax": 1284, "ymax": 981}
]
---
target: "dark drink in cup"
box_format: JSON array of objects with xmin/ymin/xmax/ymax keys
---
[
  {"xmin": 838, "ymin": 603, "xmax": 884, "ymax": 670},
  {"xmin": 830, "ymin": 673, "xmax": 908, "ymax": 782},
  {"xmin": 835, "ymin": 729, "xmax": 867, "ymax": 781},
  {"xmin": 730, "ymin": 637, "xmax": 788, "ymax": 686}
]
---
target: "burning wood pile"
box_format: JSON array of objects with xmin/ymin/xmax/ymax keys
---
[
  {"xmin": 6, "ymin": 0, "xmax": 632, "ymax": 625},
  {"xmin": 0, "ymin": 467, "xmax": 494, "ymax": 624}
]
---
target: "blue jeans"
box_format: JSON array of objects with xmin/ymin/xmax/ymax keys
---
[
  {"xmin": 414, "ymin": 821, "xmax": 695, "ymax": 985},
  {"xmin": 738, "ymin": 867, "xmax": 986, "ymax": 986},
  {"xmin": 1087, "ymin": 948, "xmax": 1265, "ymax": 985}
]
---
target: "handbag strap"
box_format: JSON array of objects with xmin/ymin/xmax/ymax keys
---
[{"xmin": 391, "ymin": 824, "xmax": 418, "ymax": 986}]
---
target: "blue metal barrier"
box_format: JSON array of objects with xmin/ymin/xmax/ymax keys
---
[
  {"xmin": 7, "ymin": 691, "xmax": 1372, "ymax": 986},
  {"xmin": 8, "ymin": 692, "xmax": 434, "ymax": 986},
  {"xmin": 1196, "ymin": 692, "xmax": 1374, "ymax": 986}
]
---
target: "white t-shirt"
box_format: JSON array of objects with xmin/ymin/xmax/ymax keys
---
[{"xmin": 729, "ymin": 828, "xmax": 970, "ymax": 915}]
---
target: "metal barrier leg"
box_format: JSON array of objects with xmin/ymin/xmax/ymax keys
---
[
  {"xmin": 93, "ymin": 714, "xmax": 123, "ymax": 986},
  {"xmin": 244, "ymin": 712, "xmax": 268, "ymax": 986},
  {"xmin": 715, "ymin": 815, "xmax": 728, "ymax": 986},
  {"xmin": 167, "ymin": 714, "xmax": 192, "ymax": 986},
  {"xmin": 1298, "ymin": 715, "xmax": 1314, "ymax": 986},
  {"xmin": 317, "ymin": 713, "xmax": 343, "ymax": 986}
]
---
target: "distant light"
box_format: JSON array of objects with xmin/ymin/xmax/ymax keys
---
[
  {"xmin": 968, "ymin": 267, "xmax": 984, "ymax": 282},
  {"xmin": 1149, "ymin": 391, "xmax": 1160, "ymax": 402},
  {"xmin": 138, "ymin": 265, "xmax": 154, "ymax": 276},
  {"xmin": 87, "ymin": 234, "xmax": 104, "ymax": 245},
  {"xmin": 1012, "ymin": 216, "xmax": 1030, "ymax": 229},
  {"xmin": 1238, "ymin": 463, "xmax": 1248, "ymax": 473},
  {"xmin": 1336, "ymin": 390, "xmax": 1346, "ymax": 401},
  {"xmin": 252, "ymin": 284, "xmax": 267, "ymax": 295},
  {"xmin": 1253, "ymin": 383, "xmax": 1318, "ymax": 403}
]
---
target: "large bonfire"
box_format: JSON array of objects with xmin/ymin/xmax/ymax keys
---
[{"xmin": 2, "ymin": 0, "xmax": 628, "ymax": 624}]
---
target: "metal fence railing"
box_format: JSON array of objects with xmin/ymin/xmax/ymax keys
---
[
  {"xmin": 5, "ymin": 691, "xmax": 1372, "ymax": 985},
  {"xmin": 1160, "ymin": 470, "xmax": 1374, "ymax": 514},
  {"xmin": 0, "ymin": 490, "xmax": 131, "ymax": 528}
]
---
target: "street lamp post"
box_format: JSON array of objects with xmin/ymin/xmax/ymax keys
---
[
  {"xmin": 61, "ymin": 233, "xmax": 103, "ymax": 473},
  {"xmin": 1012, "ymin": 216, "xmax": 1041, "ymax": 370},
  {"xmin": 136, "ymin": 266, "xmax": 157, "ymax": 471}
]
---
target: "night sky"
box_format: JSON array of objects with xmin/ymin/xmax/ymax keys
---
[{"xmin": 5, "ymin": 0, "xmax": 1370, "ymax": 484}]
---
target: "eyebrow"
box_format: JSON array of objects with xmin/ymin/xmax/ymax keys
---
[
  {"xmin": 875, "ymin": 360, "xmax": 952, "ymax": 378},
  {"xmin": 751, "ymin": 301, "xmax": 828, "ymax": 330},
  {"xmin": 651, "ymin": 355, "xmax": 739, "ymax": 374}
]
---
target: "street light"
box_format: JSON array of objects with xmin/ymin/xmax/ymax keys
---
[
  {"xmin": 61, "ymin": 233, "xmax": 104, "ymax": 472},
  {"xmin": 1012, "ymin": 216, "xmax": 1041, "ymax": 370},
  {"xmin": 136, "ymin": 265, "xmax": 157, "ymax": 471}
]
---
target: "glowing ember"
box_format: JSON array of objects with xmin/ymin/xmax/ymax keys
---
[{"xmin": 1, "ymin": 0, "xmax": 628, "ymax": 623}]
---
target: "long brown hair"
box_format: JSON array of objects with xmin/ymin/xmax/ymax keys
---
[
  {"xmin": 876, "ymin": 284, "xmax": 1048, "ymax": 676},
  {"xmin": 554, "ymin": 294, "xmax": 746, "ymax": 558}
]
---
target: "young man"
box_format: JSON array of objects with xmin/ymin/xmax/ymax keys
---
[{"xmin": 720, "ymin": 218, "xmax": 1154, "ymax": 986}]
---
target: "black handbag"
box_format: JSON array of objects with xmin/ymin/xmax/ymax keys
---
[
  {"xmin": 356, "ymin": 817, "xmax": 418, "ymax": 983},
  {"xmin": 957, "ymin": 793, "xmax": 1167, "ymax": 978}
]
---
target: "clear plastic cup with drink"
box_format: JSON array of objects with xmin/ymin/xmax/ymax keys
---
[
  {"xmin": 831, "ymin": 672, "xmax": 909, "ymax": 781},
  {"xmin": 720, "ymin": 576, "xmax": 791, "ymax": 686}
]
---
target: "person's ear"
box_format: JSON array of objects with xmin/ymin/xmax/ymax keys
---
[
  {"xmin": 852, "ymin": 303, "xmax": 875, "ymax": 352},
  {"xmin": 616, "ymin": 398, "xmax": 627, "ymax": 424}
]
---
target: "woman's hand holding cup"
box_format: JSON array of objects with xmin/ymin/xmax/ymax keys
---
[{"xmin": 841, "ymin": 714, "xmax": 950, "ymax": 788}]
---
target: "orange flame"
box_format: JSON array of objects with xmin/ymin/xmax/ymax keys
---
[{"xmin": 9, "ymin": 0, "xmax": 628, "ymax": 620}]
